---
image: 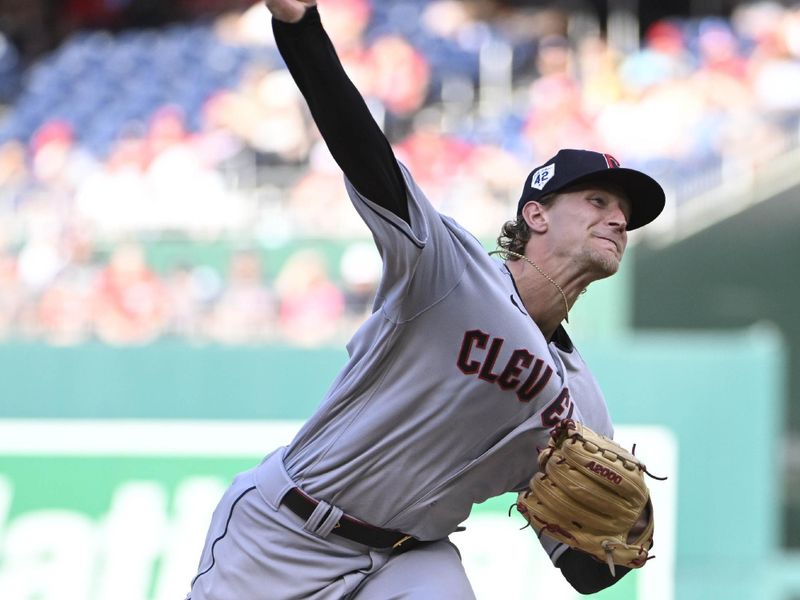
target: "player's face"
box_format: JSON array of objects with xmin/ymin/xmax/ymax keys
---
[{"xmin": 546, "ymin": 184, "xmax": 631, "ymax": 278}]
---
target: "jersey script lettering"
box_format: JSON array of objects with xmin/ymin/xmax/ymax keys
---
[
  {"xmin": 540, "ymin": 388, "xmax": 574, "ymax": 426},
  {"xmin": 456, "ymin": 329, "xmax": 556, "ymax": 402}
]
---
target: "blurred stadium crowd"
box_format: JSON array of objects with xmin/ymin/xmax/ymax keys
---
[{"xmin": 0, "ymin": 0, "xmax": 799, "ymax": 346}]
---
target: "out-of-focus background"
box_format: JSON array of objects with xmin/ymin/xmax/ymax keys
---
[{"xmin": 0, "ymin": 0, "xmax": 798, "ymax": 598}]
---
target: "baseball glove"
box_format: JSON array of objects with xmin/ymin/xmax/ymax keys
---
[{"xmin": 516, "ymin": 419, "xmax": 661, "ymax": 575}]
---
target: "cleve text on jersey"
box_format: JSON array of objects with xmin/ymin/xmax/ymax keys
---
[{"xmin": 456, "ymin": 329, "xmax": 558, "ymax": 403}]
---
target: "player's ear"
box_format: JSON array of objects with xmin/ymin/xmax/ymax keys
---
[{"xmin": 521, "ymin": 201, "xmax": 549, "ymax": 234}]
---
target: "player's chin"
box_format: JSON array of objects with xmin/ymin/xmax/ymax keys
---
[{"xmin": 586, "ymin": 250, "xmax": 621, "ymax": 279}]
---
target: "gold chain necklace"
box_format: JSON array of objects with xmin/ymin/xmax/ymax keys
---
[{"xmin": 494, "ymin": 249, "xmax": 570, "ymax": 323}]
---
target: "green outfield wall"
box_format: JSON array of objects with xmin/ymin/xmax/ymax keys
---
[{"xmin": 0, "ymin": 327, "xmax": 792, "ymax": 600}]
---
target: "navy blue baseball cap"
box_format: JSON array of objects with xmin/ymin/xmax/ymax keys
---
[{"xmin": 517, "ymin": 149, "xmax": 666, "ymax": 230}]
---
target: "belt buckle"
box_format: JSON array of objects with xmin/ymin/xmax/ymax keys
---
[{"xmin": 391, "ymin": 535, "xmax": 413, "ymax": 550}]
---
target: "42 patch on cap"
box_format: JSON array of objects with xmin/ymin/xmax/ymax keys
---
[{"xmin": 530, "ymin": 164, "xmax": 555, "ymax": 190}]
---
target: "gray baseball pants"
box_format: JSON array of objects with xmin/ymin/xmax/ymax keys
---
[{"xmin": 186, "ymin": 448, "xmax": 477, "ymax": 600}]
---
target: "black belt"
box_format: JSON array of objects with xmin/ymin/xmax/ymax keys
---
[{"xmin": 282, "ymin": 487, "xmax": 421, "ymax": 552}]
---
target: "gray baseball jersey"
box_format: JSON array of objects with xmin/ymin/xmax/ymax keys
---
[
  {"xmin": 187, "ymin": 162, "xmax": 616, "ymax": 600},
  {"xmin": 283, "ymin": 162, "xmax": 614, "ymax": 553}
]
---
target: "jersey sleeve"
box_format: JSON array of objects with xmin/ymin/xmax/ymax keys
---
[
  {"xmin": 539, "ymin": 533, "xmax": 570, "ymax": 565},
  {"xmin": 344, "ymin": 162, "xmax": 467, "ymax": 322}
]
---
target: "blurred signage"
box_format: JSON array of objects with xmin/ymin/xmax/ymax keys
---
[{"xmin": 0, "ymin": 421, "xmax": 676, "ymax": 600}]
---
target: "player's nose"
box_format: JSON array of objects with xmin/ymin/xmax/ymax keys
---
[{"xmin": 608, "ymin": 203, "xmax": 628, "ymax": 232}]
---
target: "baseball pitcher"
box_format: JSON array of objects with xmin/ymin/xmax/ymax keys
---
[{"xmin": 186, "ymin": 1, "xmax": 667, "ymax": 598}]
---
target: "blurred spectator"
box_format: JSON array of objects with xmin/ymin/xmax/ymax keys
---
[
  {"xmin": 394, "ymin": 120, "xmax": 474, "ymax": 202},
  {"xmin": 445, "ymin": 142, "xmax": 527, "ymax": 231},
  {"xmin": 74, "ymin": 134, "xmax": 151, "ymax": 236},
  {"xmin": 163, "ymin": 262, "xmax": 222, "ymax": 340},
  {"xmin": 731, "ymin": 1, "xmax": 787, "ymax": 51},
  {"xmin": 696, "ymin": 17, "xmax": 748, "ymax": 80},
  {"xmin": 285, "ymin": 140, "xmax": 368, "ymax": 238},
  {"xmin": 206, "ymin": 66, "xmax": 313, "ymax": 164},
  {"xmin": 617, "ymin": 20, "xmax": 693, "ymax": 94},
  {"xmin": 196, "ymin": 93, "xmax": 248, "ymax": 169},
  {"xmin": 205, "ymin": 249, "xmax": 277, "ymax": 344},
  {"xmin": 522, "ymin": 35, "xmax": 599, "ymax": 162},
  {"xmin": 29, "ymin": 120, "xmax": 97, "ymax": 199},
  {"xmin": 743, "ymin": 5, "xmax": 800, "ymax": 115},
  {"xmin": 214, "ymin": 2, "xmax": 268, "ymax": 46},
  {"xmin": 318, "ymin": 0, "xmax": 372, "ymax": 55},
  {"xmin": 338, "ymin": 241, "xmax": 381, "ymax": 330},
  {"xmin": 421, "ymin": 0, "xmax": 482, "ymax": 41},
  {"xmin": 274, "ymin": 249, "xmax": 344, "ymax": 347},
  {"xmin": 92, "ymin": 242, "xmax": 170, "ymax": 345},
  {"xmin": 575, "ymin": 35, "xmax": 625, "ymax": 117},
  {"xmin": 0, "ymin": 140, "xmax": 30, "ymax": 211},
  {"xmin": 16, "ymin": 219, "xmax": 65, "ymax": 293},
  {"xmin": 35, "ymin": 231, "xmax": 98, "ymax": 345},
  {"xmin": 366, "ymin": 34, "xmax": 431, "ymax": 118},
  {"xmin": 0, "ymin": 249, "xmax": 23, "ymax": 341}
]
